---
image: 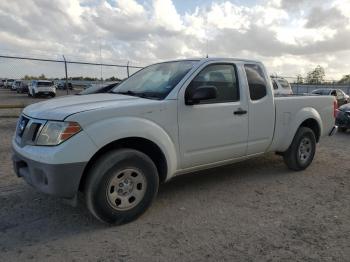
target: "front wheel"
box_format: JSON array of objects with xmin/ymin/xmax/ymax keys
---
[
  {"xmin": 84, "ymin": 149, "xmax": 159, "ymax": 224},
  {"xmin": 283, "ymin": 127, "xmax": 316, "ymax": 171}
]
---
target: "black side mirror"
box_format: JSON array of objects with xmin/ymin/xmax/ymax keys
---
[{"xmin": 185, "ymin": 85, "xmax": 218, "ymax": 105}]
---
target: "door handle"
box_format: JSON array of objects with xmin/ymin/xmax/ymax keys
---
[{"xmin": 233, "ymin": 109, "xmax": 247, "ymax": 115}]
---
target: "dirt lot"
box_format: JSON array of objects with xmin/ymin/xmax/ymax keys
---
[{"xmin": 0, "ymin": 89, "xmax": 349, "ymax": 261}]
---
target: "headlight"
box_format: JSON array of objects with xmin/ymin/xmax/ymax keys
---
[{"xmin": 36, "ymin": 121, "xmax": 81, "ymax": 146}]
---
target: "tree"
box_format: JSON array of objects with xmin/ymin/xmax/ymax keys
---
[
  {"xmin": 39, "ymin": 74, "xmax": 46, "ymax": 80},
  {"xmin": 296, "ymin": 74, "xmax": 303, "ymax": 84},
  {"xmin": 306, "ymin": 65, "xmax": 325, "ymax": 84},
  {"xmin": 338, "ymin": 74, "xmax": 350, "ymax": 84},
  {"xmin": 105, "ymin": 76, "xmax": 121, "ymax": 81}
]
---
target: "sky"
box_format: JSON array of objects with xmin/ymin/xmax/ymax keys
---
[{"xmin": 0, "ymin": 0, "xmax": 350, "ymax": 80}]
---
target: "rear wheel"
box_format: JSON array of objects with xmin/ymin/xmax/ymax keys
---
[
  {"xmin": 283, "ymin": 127, "xmax": 316, "ymax": 171},
  {"xmin": 84, "ymin": 149, "xmax": 159, "ymax": 224}
]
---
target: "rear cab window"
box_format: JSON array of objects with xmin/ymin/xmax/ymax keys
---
[
  {"xmin": 244, "ymin": 64, "xmax": 267, "ymax": 100},
  {"xmin": 272, "ymin": 79, "xmax": 278, "ymax": 90},
  {"xmin": 38, "ymin": 81, "xmax": 54, "ymax": 87}
]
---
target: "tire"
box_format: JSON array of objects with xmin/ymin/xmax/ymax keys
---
[
  {"xmin": 50, "ymin": 93, "xmax": 56, "ymax": 98},
  {"xmin": 84, "ymin": 149, "xmax": 159, "ymax": 224},
  {"xmin": 283, "ymin": 127, "xmax": 316, "ymax": 171},
  {"xmin": 339, "ymin": 127, "xmax": 347, "ymax": 132}
]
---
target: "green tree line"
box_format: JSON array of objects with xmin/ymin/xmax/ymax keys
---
[
  {"xmin": 22, "ymin": 74, "xmax": 122, "ymax": 81},
  {"xmin": 295, "ymin": 65, "xmax": 350, "ymax": 85}
]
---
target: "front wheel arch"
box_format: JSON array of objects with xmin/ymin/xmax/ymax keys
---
[{"xmin": 79, "ymin": 137, "xmax": 168, "ymax": 192}]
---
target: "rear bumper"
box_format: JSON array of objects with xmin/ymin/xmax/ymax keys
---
[
  {"xmin": 329, "ymin": 125, "xmax": 338, "ymax": 136},
  {"xmin": 12, "ymin": 149, "xmax": 86, "ymax": 199},
  {"xmin": 36, "ymin": 91, "xmax": 56, "ymax": 95}
]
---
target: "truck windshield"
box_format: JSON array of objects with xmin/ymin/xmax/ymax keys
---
[{"xmin": 112, "ymin": 60, "xmax": 198, "ymax": 99}]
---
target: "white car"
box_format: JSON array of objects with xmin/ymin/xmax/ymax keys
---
[
  {"xmin": 28, "ymin": 80, "xmax": 56, "ymax": 97},
  {"xmin": 12, "ymin": 58, "xmax": 337, "ymax": 224},
  {"xmin": 5, "ymin": 79, "xmax": 14, "ymax": 89},
  {"xmin": 272, "ymin": 77, "xmax": 293, "ymax": 95},
  {"xmin": 11, "ymin": 80, "xmax": 22, "ymax": 91}
]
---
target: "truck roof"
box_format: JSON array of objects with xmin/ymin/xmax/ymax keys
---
[{"xmin": 155, "ymin": 57, "xmax": 263, "ymax": 65}]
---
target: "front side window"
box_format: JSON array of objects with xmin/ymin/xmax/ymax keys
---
[
  {"xmin": 112, "ymin": 60, "xmax": 198, "ymax": 100},
  {"xmin": 186, "ymin": 64, "xmax": 239, "ymax": 104},
  {"xmin": 244, "ymin": 64, "xmax": 267, "ymax": 101}
]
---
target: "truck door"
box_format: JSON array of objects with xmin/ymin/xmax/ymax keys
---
[
  {"xmin": 244, "ymin": 64, "xmax": 275, "ymax": 155},
  {"xmin": 178, "ymin": 63, "xmax": 249, "ymax": 168}
]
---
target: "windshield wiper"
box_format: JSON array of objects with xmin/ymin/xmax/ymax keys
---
[
  {"xmin": 114, "ymin": 90, "xmax": 161, "ymax": 100},
  {"xmin": 114, "ymin": 90, "xmax": 139, "ymax": 97}
]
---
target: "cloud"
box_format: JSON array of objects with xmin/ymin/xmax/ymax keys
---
[
  {"xmin": 0, "ymin": 0, "xmax": 350, "ymax": 79},
  {"xmin": 306, "ymin": 6, "xmax": 349, "ymax": 28}
]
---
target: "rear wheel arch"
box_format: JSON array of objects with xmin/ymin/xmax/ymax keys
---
[
  {"xmin": 79, "ymin": 137, "xmax": 168, "ymax": 191},
  {"xmin": 299, "ymin": 118, "xmax": 320, "ymax": 142}
]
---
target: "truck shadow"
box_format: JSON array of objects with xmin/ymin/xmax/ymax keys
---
[
  {"xmin": 159, "ymin": 152, "xmax": 289, "ymax": 197},
  {"xmin": 0, "ymin": 153, "xmax": 291, "ymax": 252}
]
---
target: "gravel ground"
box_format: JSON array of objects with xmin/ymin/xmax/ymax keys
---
[{"xmin": 0, "ymin": 89, "xmax": 349, "ymax": 261}]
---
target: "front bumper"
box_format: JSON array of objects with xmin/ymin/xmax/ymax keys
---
[{"xmin": 12, "ymin": 148, "xmax": 86, "ymax": 199}]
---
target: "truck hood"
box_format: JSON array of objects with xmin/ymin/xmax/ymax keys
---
[{"xmin": 23, "ymin": 94, "xmax": 140, "ymax": 120}]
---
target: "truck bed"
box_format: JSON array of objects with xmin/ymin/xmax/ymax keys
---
[{"xmin": 269, "ymin": 95, "xmax": 335, "ymax": 152}]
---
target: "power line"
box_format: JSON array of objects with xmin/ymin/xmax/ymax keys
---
[{"xmin": 0, "ymin": 55, "xmax": 144, "ymax": 69}]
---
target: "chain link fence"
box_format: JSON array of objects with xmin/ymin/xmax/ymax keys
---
[
  {"xmin": 272, "ymin": 76, "xmax": 350, "ymax": 95},
  {"xmin": 1, "ymin": 55, "xmax": 350, "ymax": 96},
  {"xmin": 0, "ymin": 55, "xmax": 144, "ymax": 94}
]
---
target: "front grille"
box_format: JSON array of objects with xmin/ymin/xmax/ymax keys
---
[{"xmin": 15, "ymin": 115, "xmax": 46, "ymax": 147}]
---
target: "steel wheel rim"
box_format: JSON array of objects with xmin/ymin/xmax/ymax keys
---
[
  {"xmin": 106, "ymin": 168, "xmax": 147, "ymax": 211},
  {"xmin": 298, "ymin": 137, "xmax": 312, "ymax": 164}
]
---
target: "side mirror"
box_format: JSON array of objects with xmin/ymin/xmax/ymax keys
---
[{"xmin": 185, "ymin": 85, "xmax": 217, "ymax": 105}]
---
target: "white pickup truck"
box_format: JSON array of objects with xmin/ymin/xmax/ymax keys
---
[{"xmin": 12, "ymin": 58, "xmax": 337, "ymax": 224}]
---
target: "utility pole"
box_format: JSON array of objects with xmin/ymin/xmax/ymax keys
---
[
  {"xmin": 62, "ymin": 55, "xmax": 68, "ymax": 95},
  {"xmin": 127, "ymin": 61, "xmax": 130, "ymax": 78}
]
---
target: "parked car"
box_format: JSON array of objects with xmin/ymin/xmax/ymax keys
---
[
  {"xmin": 11, "ymin": 80, "xmax": 22, "ymax": 91},
  {"xmin": 16, "ymin": 82, "xmax": 29, "ymax": 94},
  {"xmin": 28, "ymin": 80, "xmax": 56, "ymax": 97},
  {"xmin": 5, "ymin": 79, "xmax": 14, "ymax": 89},
  {"xmin": 271, "ymin": 77, "xmax": 293, "ymax": 95},
  {"xmin": 12, "ymin": 58, "xmax": 337, "ymax": 224},
  {"xmin": 336, "ymin": 103, "xmax": 350, "ymax": 132},
  {"xmin": 57, "ymin": 81, "xmax": 73, "ymax": 90},
  {"xmin": 311, "ymin": 88, "xmax": 349, "ymax": 107},
  {"xmin": 0, "ymin": 79, "xmax": 5, "ymax": 87},
  {"xmin": 78, "ymin": 82, "xmax": 120, "ymax": 95}
]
